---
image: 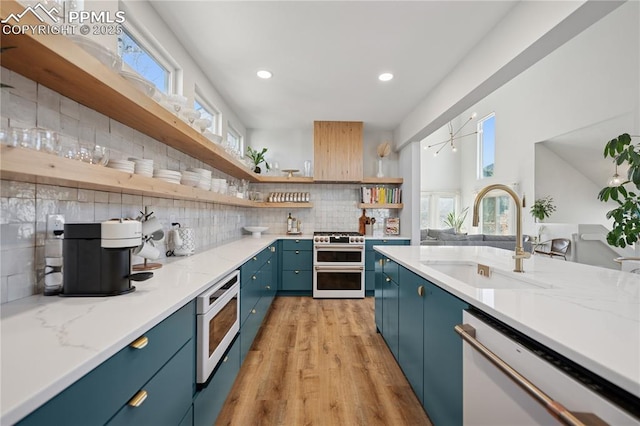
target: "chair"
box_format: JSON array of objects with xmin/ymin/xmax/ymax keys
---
[{"xmin": 534, "ymin": 238, "xmax": 571, "ymax": 260}]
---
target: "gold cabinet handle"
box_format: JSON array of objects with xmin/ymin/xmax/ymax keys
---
[
  {"xmin": 129, "ymin": 336, "xmax": 148, "ymax": 350},
  {"xmin": 253, "ymin": 256, "xmax": 257, "ymax": 261},
  {"xmin": 128, "ymin": 390, "xmax": 148, "ymax": 407},
  {"xmin": 386, "ymin": 258, "xmax": 392, "ymax": 263},
  {"xmin": 265, "ymin": 285, "xmax": 271, "ymax": 289},
  {"xmin": 251, "ymin": 309, "xmax": 257, "ymax": 314},
  {"xmin": 270, "ymin": 246, "xmax": 276, "ymax": 252},
  {"xmin": 385, "ymin": 277, "xmax": 391, "ymax": 282},
  {"xmin": 418, "ymin": 285, "xmax": 425, "ymax": 297},
  {"xmin": 252, "ymin": 275, "xmax": 257, "ymax": 280},
  {"xmin": 267, "ymin": 260, "xmax": 271, "ymax": 264},
  {"xmin": 295, "ymin": 250, "xmax": 300, "ymax": 254},
  {"xmin": 223, "ymin": 355, "xmax": 229, "ymax": 363},
  {"xmin": 295, "ymin": 239, "xmax": 300, "ymax": 243},
  {"xmin": 295, "ymin": 270, "xmax": 300, "ymax": 274},
  {"xmin": 383, "ymin": 239, "xmax": 388, "ymax": 243}
]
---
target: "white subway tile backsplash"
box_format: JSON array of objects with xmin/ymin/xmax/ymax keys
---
[
  {"xmin": 9, "ymin": 93, "xmax": 37, "ymax": 129},
  {"xmin": 60, "ymin": 95, "xmax": 80, "ymax": 120}
]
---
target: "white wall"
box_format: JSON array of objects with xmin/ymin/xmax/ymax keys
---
[
  {"xmin": 420, "ymin": 117, "xmax": 463, "ymax": 192},
  {"xmin": 534, "ymin": 145, "xmax": 611, "ymax": 225},
  {"xmin": 446, "ymin": 1, "xmax": 640, "ymax": 237}
]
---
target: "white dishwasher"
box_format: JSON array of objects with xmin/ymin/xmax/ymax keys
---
[{"xmin": 457, "ymin": 310, "xmax": 639, "ymax": 425}]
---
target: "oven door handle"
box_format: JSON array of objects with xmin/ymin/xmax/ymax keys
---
[
  {"xmin": 315, "ymin": 266, "xmax": 364, "ymax": 271},
  {"xmin": 314, "ymin": 244, "xmax": 364, "ymax": 251}
]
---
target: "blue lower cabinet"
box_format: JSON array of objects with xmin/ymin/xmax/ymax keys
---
[
  {"xmin": 398, "ymin": 268, "xmax": 425, "ymax": 404},
  {"xmin": 18, "ymin": 302, "xmax": 195, "ymax": 426},
  {"xmin": 374, "ymin": 251, "xmax": 384, "ymax": 333},
  {"xmin": 240, "ymin": 296, "xmax": 268, "ymax": 363},
  {"xmin": 280, "ymin": 269, "xmax": 312, "ymax": 291},
  {"xmin": 194, "ymin": 338, "xmax": 240, "ymax": 426},
  {"xmin": 107, "ymin": 339, "xmax": 195, "ymax": 425},
  {"xmin": 381, "ymin": 273, "xmax": 399, "ymax": 360},
  {"xmin": 422, "ymin": 281, "xmax": 467, "ymax": 426}
]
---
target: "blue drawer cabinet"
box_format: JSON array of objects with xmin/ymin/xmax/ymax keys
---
[
  {"xmin": 108, "ymin": 339, "xmax": 195, "ymax": 426},
  {"xmin": 19, "ymin": 302, "xmax": 195, "ymax": 426},
  {"xmin": 194, "ymin": 338, "xmax": 240, "ymax": 426},
  {"xmin": 381, "ymin": 266, "xmax": 399, "ymax": 360},
  {"xmin": 374, "ymin": 251, "xmax": 384, "ymax": 333},
  {"xmin": 240, "ymin": 295, "xmax": 271, "ymax": 363},
  {"xmin": 280, "ymin": 269, "xmax": 313, "ymax": 291},
  {"xmin": 366, "ymin": 239, "xmax": 408, "ymax": 292},
  {"xmin": 282, "ymin": 238, "xmax": 312, "ymax": 251},
  {"xmin": 280, "ymin": 239, "xmax": 313, "ymax": 294}
]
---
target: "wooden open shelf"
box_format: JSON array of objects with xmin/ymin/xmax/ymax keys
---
[
  {"xmin": 0, "ymin": 147, "xmax": 315, "ymax": 208},
  {"xmin": 360, "ymin": 177, "xmax": 403, "ymax": 184},
  {"xmin": 256, "ymin": 176, "xmax": 314, "ymax": 184},
  {"xmin": 358, "ymin": 203, "xmax": 404, "ymax": 209}
]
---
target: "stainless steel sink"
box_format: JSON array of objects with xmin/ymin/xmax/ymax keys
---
[{"xmin": 421, "ymin": 261, "xmax": 551, "ymax": 290}]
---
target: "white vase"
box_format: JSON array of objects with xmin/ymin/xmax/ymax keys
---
[{"xmin": 376, "ymin": 158, "xmax": 384, "ymax": 178}]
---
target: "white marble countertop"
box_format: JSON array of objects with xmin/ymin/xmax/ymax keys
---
[
  {"xmin": 374, "ymin": 245, "xmax": 640, "ymax": 398},
  {"xmin": 0, "ymin": 236, "xmax": 279, "ymax": 425}
]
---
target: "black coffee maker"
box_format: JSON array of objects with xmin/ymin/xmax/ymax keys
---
[{"xmin": 62, "ymin": 220, "xmax": 152, "ymax": 296}]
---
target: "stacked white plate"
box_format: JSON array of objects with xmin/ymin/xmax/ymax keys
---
[
  {"xmin": 210, "ymin": 178, "xmax": 227, "ymax": 193},
  {"xmin": 107, "ymin": 159, "xmax": 135, "ymax": 173},
  {"xmin": 154, "ymin": 169, "xmax": 181, "ymax": 184},
  {"xmin": 129, "ymin": 158, "xmax": 154, "ymax": 177},
  {"xmin": 181, "ymin": 170, "xmax": 201, "ymax": 187},
  {"xmin": 188, "ymin": 168, "xmax": 212, "ymax": 190}
]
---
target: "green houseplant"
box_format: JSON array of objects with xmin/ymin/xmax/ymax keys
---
[
  {"xmin": 246, "ymin": 147, "xmax": 270, "ymax": 174},
  {"xmin": 597, "ymin": 133, "xmax": 640, "ymax": 248},
  {"xmin": 443, "ymin": 207, "xmax": 468, "ymax": 234},
  {"xmin": 530, "ymin": 196, "xmax": 556, "ymax": 222}
]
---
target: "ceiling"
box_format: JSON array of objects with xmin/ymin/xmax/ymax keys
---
[{"xmin": 149, "ymin": 1, "xmax": 518, "ymax": 132}]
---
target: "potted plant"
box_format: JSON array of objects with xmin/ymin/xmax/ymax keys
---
[
  {"xmin": 530, "ymin": 196, "xmax": 556, "ymax": 222},
  {"xmin": 246, "ymin": 147, "xmax": 270, "ymax": 174},
  {"xmin": 597, "ymin": 133, "xmax": 639, "ymax": 248},
  {"xmin": 443, "ymin": 207, "xmax": 468, "ymax": 234}
]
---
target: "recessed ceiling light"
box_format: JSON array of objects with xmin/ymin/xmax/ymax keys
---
[
  {"xmin": 378, "ymin": 73, "xmax": 393, "ymax": 82},
  {"xmin": 257, "ymin": 70, "xmax": 272, "ymax": 79}
]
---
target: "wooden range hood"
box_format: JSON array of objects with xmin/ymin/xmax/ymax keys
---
[{"xmin": 313, "ymin": 121, "xmax": 363, "ymax": 182}]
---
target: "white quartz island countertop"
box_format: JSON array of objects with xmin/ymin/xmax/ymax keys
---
[
  {"xmin": 374, "ymin": 245, "xmax": 640, "ymax": 399},
  {"xmin": 0, "ymin": 235, "xmax": 285, "ymax": 425}
]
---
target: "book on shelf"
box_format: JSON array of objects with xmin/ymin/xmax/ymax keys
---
[{"xmin": 360, "ymin": 186, "xmax": 402, "ymax": 204}]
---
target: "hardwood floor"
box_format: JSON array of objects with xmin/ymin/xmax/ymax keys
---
[{"xmin": 216, "ymin": 297, "xmax": 432, "ymax": 426}]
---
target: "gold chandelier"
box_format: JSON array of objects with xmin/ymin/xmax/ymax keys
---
[{"xmin": 427, "ymin": 112, "xmax": 478, "ymax": 156}]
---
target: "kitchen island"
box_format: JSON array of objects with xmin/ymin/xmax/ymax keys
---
[{"xmin": 374, "ymin": 245, "xmax": 639, "ymax": 406}]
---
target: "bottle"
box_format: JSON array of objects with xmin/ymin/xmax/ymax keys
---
[
  {"xmin": 297, "ymin": 220, "xmax": 302, "ymax": 233},
  {"xmin": 287, "ymin": 212, "xmax": 292, "ymax": 233}
]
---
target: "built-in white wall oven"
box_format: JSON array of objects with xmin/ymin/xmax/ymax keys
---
[
  {"xmin": 196, "ymin": 270, "xmax": 240, "ymax": 384},
  {"xmin": 313, "ymin": 232, "xmax": 365, "ymax": 298}
]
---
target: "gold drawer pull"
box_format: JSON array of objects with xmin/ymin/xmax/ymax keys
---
[
  {"xmin": 266, "ymin": 285, "xmax": 271, "ymax": 290},
  {"xmin": 223, "ymin": 355, "xmax": 229, "ymax": 363},
  {"xmin": 418, "ymin": 285, "xmax": 425, "ymax": 297},
  {"xmin": 252, "ymin": 275, "xmax": 257, "ymax": 280},
  {"xmin": 267, "ymin": 260, "xmax": 271, "ymax": 264},
  {"xmin": 253, "ymin": 256, "xmax": 257, "ymax": 261},
  {"xmin": 270, "ymin": 246, "xmax": 276, "ymax": 252},
  {"xmin": 385, "ymin": 277, "xmax": 391, "ymax": 282},
  {"xmin": 295, "ymin": 239, "xmax": 300, "ymax": 243},
  {"xmin": 128, "ymin": 390, "xmax": 148, "ymax": 407},
  {"xmin": 129, "ymin": 336, "xmax": 148, "ymax": 350},
  {"xmin": 251, "ymin": 309, "xmax": 257, "ymax": 314},
  {"xmin": 295, "ymin": 270, "xmax": 300, "ymax": 274}
]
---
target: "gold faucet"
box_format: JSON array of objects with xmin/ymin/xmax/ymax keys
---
[{"xmin": 472, "ymin": 184, "xmax": 531, "ymax": 272}]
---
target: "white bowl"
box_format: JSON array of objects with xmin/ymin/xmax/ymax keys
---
[{"xmin": 244, "ymin": 226, "xmax": 268, "ymax": 238}]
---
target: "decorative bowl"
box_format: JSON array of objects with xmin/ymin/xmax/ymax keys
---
[{"xmin": 244, "ymin": 226, "xmax": 268, "ymax": 238}]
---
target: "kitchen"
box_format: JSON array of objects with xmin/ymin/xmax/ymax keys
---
[{"xmin": 1, "ymin": 1, "xmax": 639, "ymax": 425}]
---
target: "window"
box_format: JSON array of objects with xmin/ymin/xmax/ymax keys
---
[
  {"xmin": 118, "ymin": 29, "xmax": 170, "ymax": 94},
  {"xmin": 479, "ymin": 194, "xmax": 513, "ymax": 235},
  {"xmin": 226, "ymin": 124, "xmax": 243, "ymax": 156},
  {"xmin": 420, "ymin": 192, "xmax": 458, "ymax": 229},
  {"xmin": 477, "ymin": 113, "xmax": 495, "ymax": 179},
  {"xmin": 194, "ymin": 95, "xmax": 219, "ymax": 134}
]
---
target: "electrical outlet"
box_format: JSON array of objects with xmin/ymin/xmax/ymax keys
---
[{"xmin": 47, "ymin": 214, "xmax": 65, "ymax": 238}]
